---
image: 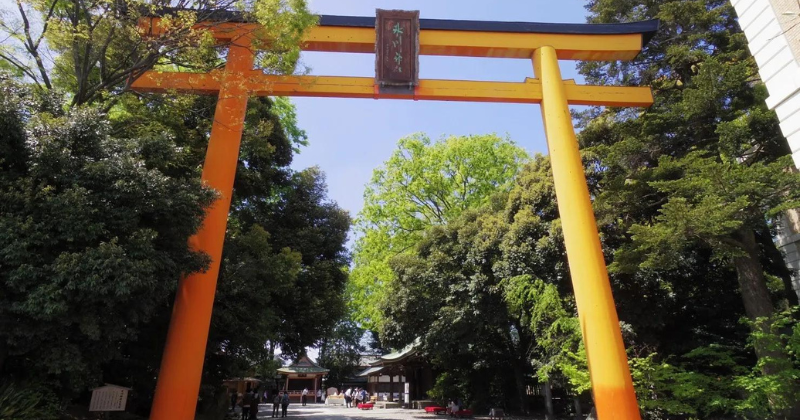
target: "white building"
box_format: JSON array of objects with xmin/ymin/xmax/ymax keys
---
[{"xmin": 733, "ymin": 0, "xmax": 800, "ymax": 299}]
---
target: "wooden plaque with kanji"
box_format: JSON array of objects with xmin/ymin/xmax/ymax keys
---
[{"xmin": 375, "ymin": 9, "xmax": 420, "ymax": 87}]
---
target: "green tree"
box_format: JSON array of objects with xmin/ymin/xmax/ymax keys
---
[
  {"xmin": 380, "ymin": 156, "xmax": 572, "ymax": 415},
  {"xmin": 350, "ymin": 133, "xmax": 529, "ymax": 331},
  {"xmin": 100, "ymin": 93, "xmax": 350, "ymax": 417},
  {"xmin": 579, "ymin": 0, "xmax": 800, "ymax": 416},
  {"xmin": 0, "ymin": 0, "xmax": 316, "ymax": 106},
  {"xmin": 317, "ymin": 320, "xmax": 366, "ymax": 390},
  {"xmin": 0, "ymin": 76, "xmax": 214, "ymax": 397}
]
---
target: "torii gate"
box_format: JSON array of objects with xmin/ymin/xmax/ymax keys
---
[{"xmin": 132, "ymin": 10, "xmax": 658, "ymax": 420}]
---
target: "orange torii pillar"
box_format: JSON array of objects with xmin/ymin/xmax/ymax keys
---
[
  {"xmin": 133, "ymin": 12, "xmax": 657, "ymax": 420},
  {"xmin": 148, "ymin": 34, "xmax": 255, "ymax": 420},
  {"xmin": 535, "ymin": 46, "xmax": 639, "ymax": 418}
]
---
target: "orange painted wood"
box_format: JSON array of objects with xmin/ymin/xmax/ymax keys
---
[
  {"xmin": 148, "ymin": 35, "xmax": 256, "ymax": 420},
  {"xmin": 138, "ymin": 17, "xmax": 646, "ymax": 61},
  {"xmin": 131, "ymin": 73, "xmax": 654, "ymax": 107}
]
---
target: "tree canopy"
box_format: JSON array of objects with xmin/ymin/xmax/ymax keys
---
[
  {"xmin": 0, "ymin": 0, "xmax": 316, "ymax": 105},
  {"xmin": 349, "ymin": 133, "xmax": 529, "ymax": 331},
  {"xmin": 577, "ymin": 0, "xmax": 800, "ymax": 417}
]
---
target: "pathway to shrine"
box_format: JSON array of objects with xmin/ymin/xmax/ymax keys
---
[
  {"xmin": 247, "ymin": 404, "xmax": 426, "ymax": 420},
  {"xmin": 245, "ymin": 403, "xmax": 556, "ymax": 420},
  {"xmin": 246, "ymin": 404, "xmax": 539, "ymax": 420}
]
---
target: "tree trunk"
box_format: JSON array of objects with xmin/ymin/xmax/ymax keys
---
[
  {"xmin": 543, "ymin": 379, "xmax": 555, "ymax": 420},
  {"xmin": 512, "ymin": 363, "xmax": 530, "ymax": 415},
  {"xmin": 506, "ymin": 322, "xmax": 531, "ymax": 415},
  {"xmin": 573, "ymin": 396, "xmax": 582, "ymax": 420},
  {"xmin": 754, "ymin": 219, "xmax": 799, "ymax": 306},
  {"xmin": 733, "ymin": 229, "xmax": 784, "ymax": 395},
  {"xmin": 732, "ymin": 228, "xmax": 776, "ymax": 350}
]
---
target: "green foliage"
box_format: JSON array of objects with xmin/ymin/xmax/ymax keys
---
[
  {"xmin": 628, "ymin": 308, "xmax": 800, "ymax": 420},
  {"xmin": 579, "ymin": 0, "xmax": 800, "ymax": 416},
  {"xmin": 629, "ymin": 351, "xmax": 740, "ymax": 419},
  {"xmin": 379, "ymin": 155, "xmax": 575, "ymax": 413},
  {"xmin": 101, "ymin": 93, "xmax": 350, "ymax": 415},
  {"xmin": 250, "ymin": 0, "xmax": 318, "ymax": 75},
  {"xmin": 427, "ymin": 372, "xmax": 469, "ymax": 406},
  {"xmin": 0, "ymin": 381, "xmax": 59, "ymax": 420},
  {"xmin": 0, "ymin": 0, "xmax": 316, "ymax": 105},
  {"xmin": 270, "ymin": 96, "xmax": 309, "ymax": 152},
  {"xmin": 503, "ymin": 275, "xmax": 585, "ymax": 391},
  {"xmin": 615, "ymin": 153, "xmax": 800, "ymax": 270},
  {"xmin": 0, "ymin": 77, "xmax": 214, "ymax": 395},
  {"xmin": 317, "ymin": 321, "xmax": 366, "ymax": 389},
  {"xmin": 350, "ymin": 133, "xmax": 529, "ymax": 331},
  {"xmin": 733, "ymin": 307, "xmax": 800, "ymax": 418}
]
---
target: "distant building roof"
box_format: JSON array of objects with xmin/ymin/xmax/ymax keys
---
[
  {"xmin": 359, "ymin": 354, "xmax": 381, "ymax": 366},
  {"xmin": 357, "ymin": 366, "xmax": 385, "ymax": 377},
  {"xmin": 277, "ymin": 355, "xmax": 329, "ymax": 375},
  {"xmin": 370, "ymin": 339, "xmax": 420, "ymax": 366}
]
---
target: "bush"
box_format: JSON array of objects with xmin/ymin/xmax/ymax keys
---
[{"xmin": 0, "ymin": 381, "xmax": 59, "ymax": 420}]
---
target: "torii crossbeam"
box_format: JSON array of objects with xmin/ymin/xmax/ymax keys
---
[{"xmin": 132, "ymin": 11, "xmax": 658, "ymax": 420}]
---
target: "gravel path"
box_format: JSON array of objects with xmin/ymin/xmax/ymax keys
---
[{"xmin": 249, "ymin": 403, "xmax": 444, "ymax": 420}]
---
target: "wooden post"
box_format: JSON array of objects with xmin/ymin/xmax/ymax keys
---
[
  {"xmin": 149, "ymin": 35, "xmax": 255, "ymax": 420},
  {"xmin": 533, "ymin": 45, "xmax": 640, "ymax": 419}
]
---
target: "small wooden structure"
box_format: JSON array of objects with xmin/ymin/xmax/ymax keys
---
[
  {"xmin": 277, "ymin": 355, "xmax": 328, "ymax": 402},
  {"xmin": 222, "ymin": 377, "xmax": 262, "ymax": 395}
]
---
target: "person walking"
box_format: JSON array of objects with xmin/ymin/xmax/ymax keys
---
[
  {"xmin": 241, "ymin": 389, "xmax": 252, "ymax": 420},
  {"xmin": 344, "ymin": 387, "xmax": 352, "ymax": 408},
  {"xmin": 231, "ymin": 390, "xmax": 239, "ymax": 412},
  {"xmin": 281, "ymin": 390, "xmax": 290, "ymax": 417},
  {"xmin": 301, "ymin": 388, "xmax": 308, "ymax": 406},
  {"xmin": 249, "ymin": 388, "xmax": 260, "ymax": 420},
  {"xmin": 360, "ymin": 388, "xmax": 367, "ymax": 405},
  {"xmin": 316, "ymin": 388, "xmax": 322, "ymax": 404},
  {"xmin": 272, "ymin": 392, "xmax": 281, "ymax": 418}
]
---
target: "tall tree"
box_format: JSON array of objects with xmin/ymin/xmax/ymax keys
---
[
  {"xmin": 578, "ymin": 0, "xmax": 800, "ymax": 416},
  {"xmin": 317, "ymin": 320, "xmax": 366, "ymax": 390},
  {"xmin": 101, "ymin": 93, "xmax": 350, "ymax": 417},
  {"xmin": 0, "ymin": 0, "xmax": 316, "ymax": 106},
  {"xmin": 380, "ymin": 156, "xmax": 569, "ymax": 414},
  {"xmin": 350, "ymin": 133, "xmax": 529, "ymax": 331},
  {"xmin": 0, "ymin": 76, "xmax": 214, "ymax": 397}
]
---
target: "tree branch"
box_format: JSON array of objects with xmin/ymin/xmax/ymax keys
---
[
  {"xmin": 15, "ymin": 0, "xmax": 51, "ymax": 88},
  {"xmin": 0, "ymin": 51, "xmax": 41, "ymax": 85}
]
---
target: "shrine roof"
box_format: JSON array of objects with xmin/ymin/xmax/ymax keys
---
[
  {"xmin": 357, "ymin": 366, "xmax": 385, "ymax": 377},
  {"xmin": 369, "ymin": 339, "xmax": 421, "ymax": 366},
  {"xmin": 277, "ymin": 355, "xmax": 329, "ymax": 375}
]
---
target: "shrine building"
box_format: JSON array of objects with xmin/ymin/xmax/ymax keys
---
[{"xmin": 277, "ymin": 355, "xmax": 328, "ymax": 402}]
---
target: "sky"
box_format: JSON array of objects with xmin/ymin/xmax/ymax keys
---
[{"xmin": 290, "ymin": 1, "xmax": 590, "ymax": 244}]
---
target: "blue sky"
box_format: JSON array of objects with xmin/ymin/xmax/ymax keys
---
[{"xmin": 291, "ymin": 1, "xmax": 590, "ymax": 241}]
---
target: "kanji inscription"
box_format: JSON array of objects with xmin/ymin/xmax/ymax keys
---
[{"xmin": 375, "ymin": 9, "xmax": 419, "ymax": 87}]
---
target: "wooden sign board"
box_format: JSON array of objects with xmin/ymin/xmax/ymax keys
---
[
  {"xmin": 89, "ymin": 384, "xmax": 130, "ymax": 412},
  {"xmin": 375, "ymin": 9, "xmax": 420, "ymax": 87}
]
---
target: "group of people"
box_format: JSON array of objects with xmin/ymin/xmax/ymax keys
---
[
  {"xmin": 230, "ymin": 387, "xmax": 291, "ymax": 419},
  {"xmin": 342, "ymin": 387, "xmax": 369, "ymax": 408}
]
